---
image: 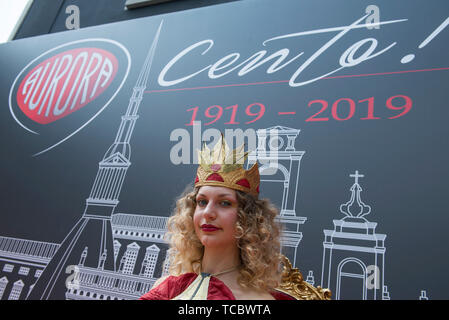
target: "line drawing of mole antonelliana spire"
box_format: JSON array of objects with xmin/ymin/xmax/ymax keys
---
[{"xmin": 27, "ymin": 21, "xmax": 163, "ymax": 300}]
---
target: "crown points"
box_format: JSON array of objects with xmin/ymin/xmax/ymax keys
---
[{"xmin": 195, "ymin": 134, "xmax": 260, "ymax": 197}]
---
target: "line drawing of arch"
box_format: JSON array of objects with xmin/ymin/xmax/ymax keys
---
[
  {"xmin": 259, "ymin": 162, "xmax": 289, "ymax": 180},
  {"xmin": 259, "ymin": 162, "xmax": 290, "ymax": 212},
  {"xmin": 336, "ymin": 257, "xmax": 367, "ymax": 300},
  {"xmin": 248, "ymin": 126, "xmax": 307, "ymax": 268}
]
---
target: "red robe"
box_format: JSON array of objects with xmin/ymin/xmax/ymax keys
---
[{"xmin": 139, "ymin": 273, "xmax": 295, "ymax": 300}]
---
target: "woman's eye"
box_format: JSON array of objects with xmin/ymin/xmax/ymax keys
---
[
  {"xmin": 197, "ymin": 199, "xmax": 207, "ymax": 206},
  {"xmin": 221, "ymin": 201, "xmax": 231, "ymax": 206}
]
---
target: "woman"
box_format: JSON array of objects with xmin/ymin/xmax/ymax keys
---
[{"xmin": 139, "ymin": 136, "xmax": 294, "ymax": 300}]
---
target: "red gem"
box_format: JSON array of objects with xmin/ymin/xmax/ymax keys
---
[
  {"xmin": 194, "ymin": 176, "xmax": 199, "ymax": 184},
  {"xmin": 210, "ymin": 164, "xmax": 221, "ymax": 172},
  {"xmin": 206, "ymin": 173, "xmax": 224, "ymax": 182},
  {"xmin": 256, "ymin": 185, "xmax": 260, "ymax": 193},
  {"xmin": 236, "ymin": 179, "xmax": 250, "ymax": 189}
]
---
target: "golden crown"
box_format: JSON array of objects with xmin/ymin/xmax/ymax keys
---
[{"xmin": 194, "ymin": 134, "xmax": 260, "ymax": 197}]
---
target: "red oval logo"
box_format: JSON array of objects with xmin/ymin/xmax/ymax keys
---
[{"xmin": 16, "ymin": 48, "xmax": 118, "ymax": 124}]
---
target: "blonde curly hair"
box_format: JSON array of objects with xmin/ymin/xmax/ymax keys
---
[{"xmin": 164, "ymin": 184, "xmax": 283, "ymax": 291}]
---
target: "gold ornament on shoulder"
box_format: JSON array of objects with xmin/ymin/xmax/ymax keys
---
[{"xmin": 276, "ymin": 255, "xmax": 332, "ymax": 300}]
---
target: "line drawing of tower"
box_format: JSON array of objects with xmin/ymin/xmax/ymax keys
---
[
  {"xmin": 248, "ymin": 126, "xmax": 307, "ymax": 267},
  {"xmin": 27, "ymin": 21, "xmax": 164, "ymax": 300},
  {"xmin": 383, "ymin": 285, "xmax": 391, "ymax": 300},
  {"xmin": 305, "ymin": 270, "xmax": 315, "ymax": 286},
  {"xmin": 419, "ymin": 290, "xmax": 429, "ymax": 300},
  {"xmin": 321, "ymin": 170, "xmax": 387, "ymax": 300}
]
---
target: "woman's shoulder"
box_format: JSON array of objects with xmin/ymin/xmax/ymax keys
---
[
  {"xmin": 151, "ymin": 275, "xmax": 170, "ymax": 288},
  {"xmin": 139, "ymin": 273, "xmax": 198, "ymax": 300}
]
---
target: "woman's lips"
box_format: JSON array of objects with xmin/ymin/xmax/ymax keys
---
[{"xmin": 201, "ymin": 224, "xmax": 220, "ymax": 232}]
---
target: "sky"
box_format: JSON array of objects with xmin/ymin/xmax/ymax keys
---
[{"xmin": 0, "ymin": 0, "xmax": 32, "ymax": 44}]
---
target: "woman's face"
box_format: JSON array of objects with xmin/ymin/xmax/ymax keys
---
[{"xmin": 193, "ymin": 186, "xmax": 239, "ymax": 249}]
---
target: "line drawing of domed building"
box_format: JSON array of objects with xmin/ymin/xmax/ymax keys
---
[{"xmin": 321, "ymin": 170, "xmax": 388, "ymax": 300}]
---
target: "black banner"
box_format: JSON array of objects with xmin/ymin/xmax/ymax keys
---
[{"xmin": 0, "ymin": 0, "xmax": 448, "ymax": 300}]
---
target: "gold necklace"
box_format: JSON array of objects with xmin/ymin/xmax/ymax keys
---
[{"xmin": 201, "ymin": 265, "xmax": 241, "ymax": 277}]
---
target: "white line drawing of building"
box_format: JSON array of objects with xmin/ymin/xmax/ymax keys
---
[
  {"xmin": 140, "ymin": 244, "xmax": 160, "ymax": 278},
  {"xmin": 23, "ymin": 21, "xmax": 164, "ymax": 300},
  {"xmin": 119, "ymin": 242, "xmax": 141, "ymax": 274},
  {"xmin": 65, "ymin": 215, "xmax": 170, "ymax": 300},
  {"xmin": 248, "ymin": 126, "xmax": 307, "ymax": 267},
  {"xmin": 112, "ymin": 213, "xmax": 167, "ymax": 243},
  {"xmin": 161, "ymin": 250, "xmax": 171, "ymax": 277},
  {"xmin": 9, "ymin": 279, "xmax": 24, "ymax": 300},
  {"xmin": 305, "ymin": 270, "xmax": 315, "ymax": 286},
  {"xmin": 63, "ymin": 213, "xmax": 170, "ymax": 300},
  {"xmin": 419, "ymin": 290, "xmax": 429, "ymax": 300},
  {"xmin": 321, "ymin": 170, "xmax": 387, "ymax": 300},
  {"xmin": 0, "ymin": 277, "xmax": 8, "ymax": 299},
  {"xmin": 0, "ymin": 213, "xmax": 170, "ymax": 300},
  {"xmin": 383, "ymin": 285, "xmax": 391, "ymax": 300},
  {"xmin": 0, "ymin": 236, "xmax": 60, "ymax": 300}
]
